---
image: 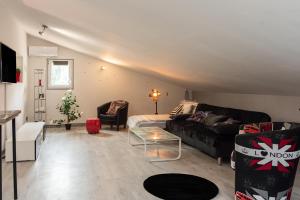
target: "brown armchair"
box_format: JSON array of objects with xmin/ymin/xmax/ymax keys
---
[{"xmin": 97, "ymin": 101, "xmax": 129, "ymax": 131}]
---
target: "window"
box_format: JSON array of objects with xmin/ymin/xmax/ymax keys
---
[{"xmin": 47, "ymin": 59, "xmax": 74, "ymax": 90}]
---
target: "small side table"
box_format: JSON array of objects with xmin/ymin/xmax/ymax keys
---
[
  {"xmin": 86, "ymin": 118, "xmax": 101, "ymax": 134},
  {"xmin": 0, "ymin": 110, "xmax": 21, "ymax": 200}
]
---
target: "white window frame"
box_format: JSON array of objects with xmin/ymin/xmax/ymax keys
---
[{"xmin": 47, "ymin": 59, "xmax": 74, "ymax": 90}]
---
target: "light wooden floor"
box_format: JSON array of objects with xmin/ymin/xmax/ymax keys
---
[{"xmin": 2, "ymin": 126, "xmax": 300, "ymax": 200}]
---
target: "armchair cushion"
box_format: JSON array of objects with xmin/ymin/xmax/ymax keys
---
[
  {"xmin": 106, "ymin": 100, "xmax": 127, "ymax": 115},
  {"xmin": 99, "ymin": 114, "xmax": 117, "ymax": 120}
]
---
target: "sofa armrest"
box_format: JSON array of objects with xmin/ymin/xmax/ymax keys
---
[
  {"xmin": 207, "ymin": 124, "xmax": 240, "ymax": 136},
  {"xmin": 116, "ymin": 103, "xmax": 129, "ymax": 122}
]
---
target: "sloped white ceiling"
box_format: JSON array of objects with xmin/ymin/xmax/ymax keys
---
[{"xmin": 2, "ymin": 0, "xmax": 300, "ymax": 95}]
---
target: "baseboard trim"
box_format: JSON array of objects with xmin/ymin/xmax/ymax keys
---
[{"xmin": 45, "ymin": 123, "xmax": 85, "ymax": 128}]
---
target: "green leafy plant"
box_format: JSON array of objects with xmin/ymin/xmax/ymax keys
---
[
  {"xmin": 55, "ymin": 90, "xmax": 82, "ymax": 124},
  {"xmin": 16, "ymin": 68, "xmax": 21, "ymax": 73}
]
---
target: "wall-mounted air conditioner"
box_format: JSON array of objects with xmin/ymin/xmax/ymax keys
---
[{"xmin": 28, "ymin": 46, "xmax": 58, "ymax": 57}]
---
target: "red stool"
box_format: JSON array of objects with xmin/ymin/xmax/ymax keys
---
[{"xmin": 86, "ymin": 118, "xmax": 101, "ymax": 134}]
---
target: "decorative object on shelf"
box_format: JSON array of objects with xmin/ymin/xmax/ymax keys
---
[
  {"xmin": 39, "ymin": 93, "xmax": 45, "ymax": 99},
  {"xmin": 55, "ymin": 90, "xmax": 83, "ymax": 130},
  {"xmin": 34, "ymin": 69, "xmax": 46, "ymax": 122},
  {"xmin": 149, "ymin": 89, "xmax": 161, "ymax": 115},
  {"xmin": 16, "ymin": 68, "xmax": 21, "ymax": 83}
]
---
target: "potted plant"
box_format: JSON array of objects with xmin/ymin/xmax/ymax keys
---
[
  {"xmin": 16, "ymin": 68, "xmax": 21, "ymax": 82},
  {"xmin": 55, "ymin": 90, "xmax": 83, "ymax": 130}
]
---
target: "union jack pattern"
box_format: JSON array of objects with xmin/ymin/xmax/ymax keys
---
[
  {"xmin": 235, "ymin": 136, "xmax": 300, "ymax": 173},
  {"xmin": 235, "ymin": 124, "xmax": 300, "ymax": 200},
  {"xmin": 236, "ymin": 187, "xmax": 292, "ymax": 200}
]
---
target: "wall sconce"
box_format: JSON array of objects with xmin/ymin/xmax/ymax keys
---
[
  {"xmin": 100, "ymin": 66, "xmax": 106, "ymax": 70},
  {"xmin": 149, "ymin": 89, "xmax": 161, "ymax": 114}
]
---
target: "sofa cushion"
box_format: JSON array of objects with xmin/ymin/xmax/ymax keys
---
[
  {"xmin": 186, "ymin": 111, "xmax": 210, "ymax": 122},
  {"xmin": 203, "ymin": 113, "xmax": 228, "ymax": 126},
  {"xmin": 207, "ymin": 124, "xmax": 240, "ymax": 136}
]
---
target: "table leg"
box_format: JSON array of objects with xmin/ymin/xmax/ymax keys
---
[
  {"xmin": 0, "ymin": 125, "xmax": 2, "ymax": 200},
  {"xmin": 128, "ymin": 129, "xmax": 130, "ymax": 144},
  {"xmin": 12, "ymin": 119, "xmax": 18, "ymax": 199},
  {"xmin": 149, "ymin": 139, "xmax": 182, "ymax": 162}
]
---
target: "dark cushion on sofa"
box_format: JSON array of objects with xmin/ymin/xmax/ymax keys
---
[
  {"xmin": 207, "ymin": 124, "xmax": 241, "ymax": 135},
  {"xmin": 203, "ymin": 113, "xmax": 228, "ymax": 126}
]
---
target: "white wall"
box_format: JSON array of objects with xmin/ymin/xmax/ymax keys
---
[
  {"xmin": 194, "ymin": 92, "xmax": 300, "ymax": 122},
  {"xmin": 0, "ymin": 4, "xmax": 28, "ymax": 150},
  {"xmin": 27, "ymin": 36, "xmax": 185, "ymax": 123}
]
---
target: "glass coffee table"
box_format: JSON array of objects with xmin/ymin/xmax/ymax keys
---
[{"xmin": 128, "ymin": 127, "xmax": 181, "ymax": 162}]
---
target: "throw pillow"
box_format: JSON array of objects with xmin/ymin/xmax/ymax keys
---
[
  {"xmin": 239, "ymin": 123, "xmax": 260, "ymax": 134},
  {"xmin": 181, "ymin": 100, "xmax": 198, "ymax": 114},
  {"xmin": 106, "ymin": 100, "xmax": 126, "ymax": 115},
  {"xmin": 259, "ymin": 122, "xmax": 273, "ymax": 132},
  {"xmin": 186, "ymin": 111, "xmax": 210, "ymax": 122},
  {"xmin": 170, "ymin": 104, "xmax": 184, "ymax": 116},
  {"xmin": 203, "ymin": 113, "xmax": 228, "ymax": 126},
  {"xmin": 213, "ymin": 118, "xmax": 240, "ymax": 126},
  {"xmin": 181, "ymin": 104, "xmax": 197, "ymax": 114}
]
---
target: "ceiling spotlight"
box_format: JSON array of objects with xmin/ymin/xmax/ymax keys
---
[{"xmin": 39, "ymin": 24, "xmax": 48, "ymax": 36}]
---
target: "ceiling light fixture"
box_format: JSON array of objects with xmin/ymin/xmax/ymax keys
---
[{"xmin": 39, "ymin": 24, "xmax": 48, "ymax": 36}]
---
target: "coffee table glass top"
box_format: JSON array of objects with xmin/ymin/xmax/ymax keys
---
[{"xmin": 130, "ymin": 127, "xmax": 180, "ymax": 142}]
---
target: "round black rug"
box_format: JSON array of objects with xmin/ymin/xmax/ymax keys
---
[{"xmin": 143, "ymin": 173, "xmax": 219, "ymax": 200}]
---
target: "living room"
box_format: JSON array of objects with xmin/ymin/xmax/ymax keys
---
[{"xmin": 0, "ymin": 0, "xmax": 300, "ymax": 200}]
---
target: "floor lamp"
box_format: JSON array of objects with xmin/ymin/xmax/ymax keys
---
[{"xmin": 149, "ymin": 89, "xmax": 161, "ymax": 114}]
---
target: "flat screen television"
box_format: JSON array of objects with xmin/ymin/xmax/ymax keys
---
[{"xmin": 0, "ymin": 43, "xmax": 16, "ymax": 83}]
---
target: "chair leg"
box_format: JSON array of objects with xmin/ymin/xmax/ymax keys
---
[
  {"xmin": 110, "ymin": 124, "xmax": 113, "ymax": 129},
  {"xmin": 124, "ymin": 124, "xmax": 126, "ymax": 128},
  {"xmin": 117, "ymin": 125, "xmax": 119, "ymax": 131}
]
